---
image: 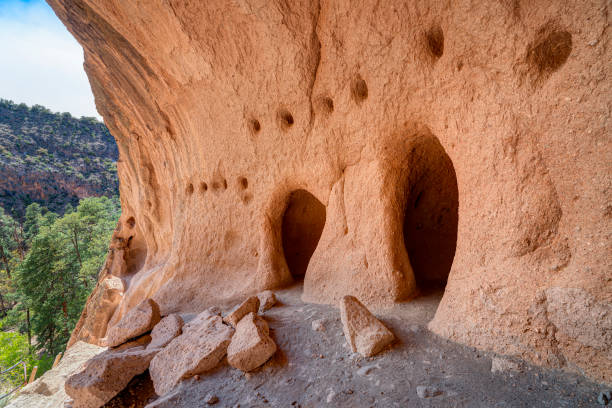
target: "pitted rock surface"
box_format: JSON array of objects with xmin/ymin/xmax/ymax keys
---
[
  {"xmin": 148, "ymin": 314, "xmax": 183, "ymax": 350},
  {"xmin": 227, "ymin": 312, "xmax": 277, "ymax": 372},
  {"xmin": 106, "ymin": 299, "xmax": 161, "ymax": 347},
  {"xmin": 149, "ymin": 313, "xmax": 234, "ymax": 396},
  {"xmin": 340, "ymin": 296, "xmax": 395, "ymax": 357},
  {"xmin": 223, "ymin": 296, "xmax": 260, "ymax": 327},
  {"xmin": 65, "ymin": 346, "xmax": 159, "ymax": 408}
]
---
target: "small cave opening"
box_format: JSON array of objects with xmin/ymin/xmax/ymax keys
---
[
  {"xmin": 403, "ymin": 135, "xmax": 458, "ymax": 291},
  {"xmin": 281, "ymin": 189, "xmax": 326, "ymax": 280}
]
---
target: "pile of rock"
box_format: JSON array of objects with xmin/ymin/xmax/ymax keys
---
[
  {"xmin": 64, "ymin": 291, "xmax": 279, "ymax": 408},
  {"xmin": 64, "ymin": 291, "xmax": 395, "ymax": 408}
]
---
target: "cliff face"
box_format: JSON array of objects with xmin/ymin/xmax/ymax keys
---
[
  {"xmin": 48, "ymin": 0, "xmax": 611, "ymax": 384},
  {"xmin": 0, "ymin": 100, "xmax": 118, "ymax": 217}
]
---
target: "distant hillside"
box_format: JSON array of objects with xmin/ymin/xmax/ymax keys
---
[{"xmin": 0, "ymin": 99, "xmax": 118, "ymax": 218}]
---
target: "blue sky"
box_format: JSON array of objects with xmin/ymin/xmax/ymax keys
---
[{"xmin": 0, "ymin": 0, "xmax": 100, "ymax": 118}]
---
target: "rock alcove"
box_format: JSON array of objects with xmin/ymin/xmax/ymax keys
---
[{"xmin": 49, "ymin": 0, "xmax": 610, "ymax": 386}]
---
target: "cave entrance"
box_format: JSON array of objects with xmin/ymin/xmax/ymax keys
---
[
  {"xmin": 281, "ymin": 189, "xmax": 326, "ymax": 279},
  {"xmin": 403, "ymin": 135, "xmax": 458, "ymax": 291}
]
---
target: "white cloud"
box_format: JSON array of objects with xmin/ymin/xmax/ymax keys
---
[{"xmin": 0, "ymin": 0, "xmax": 100, "ymax": 119}]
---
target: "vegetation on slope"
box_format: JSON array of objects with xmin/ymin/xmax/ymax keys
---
[
  {"xmin": 0, "ymin": 100, "xmax": 121, "ymax": 392},
  {"xmin": 0, "ymin": 197, "xmax": 120, "ymax": 391},
  {"xmin": 0, "ymin": 99, "xmax": 118, "ymax": 219}
]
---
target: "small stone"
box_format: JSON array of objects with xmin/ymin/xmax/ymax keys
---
[
  {"xmin": 326, "ymin": 389, "xmax": 336, "ymax": 403},
  {"xmin": 416, "ymin": 385, "xmax": 443, "ymax": 398},
  {"xmin": 227, "ymin": 312, "xmax": 277, "ymax": 371},
  {"xmin": 491, "ymin": 357, "xmax": 521, "ymax": 373},
  {"xmin": 311, "ymin": 319, "xmax": 326, "ymax": 332},
  {"xmin": 257, "ymin": 290, "xmax": 277, "ymax": 312},
  {"xmin": 223, "ymin": 296, "xmax": 260, "ymax": 327},
  {"xmin": 357, "ymin": 364, "xmax": 379, "ymax": 376},
  {"xmin": 339, "ymin": 296, "xmax": 395, "ymax": 357},
  {"xmin": 194, "ymin": 375, "xmax": 200, "ymax": 381},
  {"xmin": 106, "ymin": 299, "xmax": 161, "ymax": 347},
  {"xmin": 598, "ymin": 391, "xmax": 612, "ymax": 405},
  {"xmin": 206, "ymin": 393, "xmax": 219, "ymax": 405},
  {"xmin": 148, "ymin": 314, "xmax": 183, "ymax": 349}
]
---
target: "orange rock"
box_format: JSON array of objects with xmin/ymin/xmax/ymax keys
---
[
  {"xmin": 223, "ymin": 297, "xmax": 260, "ymax": 327},
  {"xmin": 148, "ymin": 314, "xmax": 183, "ymax": 350},
  {"xmin": 48, "ymin": 0, "xmax": 611, "ymax": 385},
  {"xmin": 106, "ymin": 299, "xmax": 161, "ymax": 347},
  {"xmin": 340, "ymin": 296, "xmax": 395, "ymax": 357},
  {"xmin": 149, "ymin": 313, "xmax": 234, "ymax": 396},
  {"xmin": 65, "ymin": 347, "xmax": 159, "ymax": 408},
  {"xmin": 227, "ymin": 313, "xmax": 277, "ymax": 372}
]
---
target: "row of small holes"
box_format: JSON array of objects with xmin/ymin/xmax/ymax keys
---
[{"xmin": 187, "ymin": 177, "xmax": 248, "ymax": 195}]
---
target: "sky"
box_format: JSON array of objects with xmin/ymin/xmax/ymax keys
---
[{"xmin": 0, "ymin": 0, "xmax": 100, "ymax": 119}]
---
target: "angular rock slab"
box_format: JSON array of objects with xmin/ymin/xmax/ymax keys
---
[
  {"xmin": 65, "ymin": 346, "xmax": 159, "ymax": 408},
  {"xmin": 223, "ymin": 296, "xmax": 260, "ymax": 327},
  {"xmin": 148, "ymin": 314, "xmax": 183, "ymax": 349},
  {"xmin": 227, "ymin": 312, "xmax": 277, "ymax": 372},
  {"xmin": 257, "ymin": 290, "xmax": 277, "ymax": 313},
  {"xmin": 340, "ymin": 296, "xmax": 395, "ymax": 357},
  {"xmin": 149, "ymin": 312, "xmax": 234, "ymax": 396},
  {"xmin": 106, "ymin": 298, "xmax": 161, "ymax": 347}
]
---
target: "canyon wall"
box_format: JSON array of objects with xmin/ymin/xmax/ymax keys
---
[{"xmin": 48, "ymin": 0, "xmax": 611, "ymax": 384}]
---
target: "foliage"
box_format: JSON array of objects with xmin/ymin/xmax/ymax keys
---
[
  {"xmin": 0, "ymin": 99, "xmax": 118, "ymax": 219},
  {"xmin": 14, "ymin": 197, "xmax": 120, "ymax": 355},
  {"xmin": 0, "ymin": 100, "xmax": 120, "ymax": 394},
  {"xmin": 0, "ymin": 330, "xmax": 52, "ymax": 393}
]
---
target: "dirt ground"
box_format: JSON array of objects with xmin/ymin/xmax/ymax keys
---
[{"xmin": 107, "ymin": 283, "xmax": 607, "ymax": 408}]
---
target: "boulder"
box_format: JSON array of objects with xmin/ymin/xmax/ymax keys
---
[
  {"xmin": 223, "ymin": 296, "xmax": 260, "ymax": 327},
  {"xmin": 65, "ymin": 347, "xmax": 159, "ymax": 408},
  {"xmin": 227, "ymin": 312, "xmax": 276, "ymax": 372},
  {"xmin": 149, "ymin": 313, "xmax": 234, "ymax": 396},
  {"xmin": 257, "ymin": 290, "xmax": 277, "ymax": 312},
  {"xmin": 106, "ymin": 299, "xmax": 161, "ymax": 347},
  {"xmin": 340, "ymin": 296, "xmax": 395, "ymax": 357},
  {"xmin": 148, "ymin": 314, "xmax": 183, "ymax": 349}
]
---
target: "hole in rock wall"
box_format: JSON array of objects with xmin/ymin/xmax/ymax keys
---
[
  {"xmin": 351, "ymin": 75, "xmax": 368, "ymax": 104},
  {"xmin": 278, "ymin": 109, "xmax": 294, "ymax": 130},
  {"xmin": 238, "ymin": 177, "xmax": 248, "ymax": 190},
  {"xmin": 200, "ymin": 182, "xmax": 208, "ymax": 192},
  {"xmin": 281, "ymin": 189, "xmax": 326, "ymax": 279},
  {"xmin": 527, "ymin": 28, "xmax": 572, "ymax": 81},
  {"xmin": 403, "ymin": 135, "xmax": 458, "ymax": 289},
  {"xmin": 316, "ymin": 96, "xmax": 334, "ymax": 115},
  {"xmin": 426, "ymin": 25, "xmax": 444, "ymax": 59},
  {"xmin": 249, "ymin": 118, "xmax": 261, "ymax": 134}
]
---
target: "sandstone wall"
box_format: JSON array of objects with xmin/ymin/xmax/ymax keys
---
[{"xmin": 48, "ymin": 0, "xmax": 611, "ymax": 384}]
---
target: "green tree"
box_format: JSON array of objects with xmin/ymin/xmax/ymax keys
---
[
  {"xmin": 15, "ymin": 197, "xmax": 119, "ymax": 355},
  {"xmin": 0, "ymin": 208, "xmax": 18, "ymax": 280}
]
